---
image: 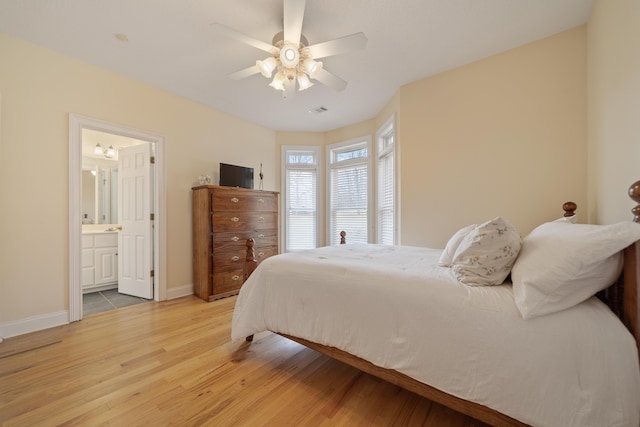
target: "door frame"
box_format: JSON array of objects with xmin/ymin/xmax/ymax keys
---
[{"xmin": 68, "ymin": 114, "xmax": 167, "ymax": 321}]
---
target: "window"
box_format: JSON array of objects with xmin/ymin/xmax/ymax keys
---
[
  {"xmin": 282, "ymin": 146, "xmax": 321, "ymax": 252},
  {"xmin": 376, "ymin": 116, "xmax": 396, "ymax": 245},
  {"xmin": 327, "ymin": 138, "xmax": 372, "ymax": 245}
]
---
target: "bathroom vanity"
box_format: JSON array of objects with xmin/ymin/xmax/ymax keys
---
[{"xmin": 82, "ymin": 228, "xmax": 118, "ymax": 293}]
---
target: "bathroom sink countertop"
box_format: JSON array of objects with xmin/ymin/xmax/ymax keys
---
[{"xmin": 82, "ymin": 225, "xmax": 120, "ymax": 234}]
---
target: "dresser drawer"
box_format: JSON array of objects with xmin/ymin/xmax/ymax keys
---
[
  {"xmin": 212, "ymin": 191, "xmax": 277, "ymax": 212},
  {"xmin": 213, "ymin": 250, "xmax": 247, "ymax": 273},
  {"xmin": 252, "ymin": 245, "xmax": 278, "ymax": 263},
  {"xmin": 212, "ymin": 230, "xmax": 277, "ymax": 252},
  {"xmin": 212, "ymin": 212, "xmax": 277, "ymax": 232},
  {"xmin": 212, "ymin": 270, "xmax": 244, "ymax": 295},
  {"xmin": 213, "ymin": 244, "xmax": 277, "ymax": 272}
]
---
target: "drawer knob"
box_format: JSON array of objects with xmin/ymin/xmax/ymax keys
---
[
  {"xmin": 231, "ymin": 236, "xmax": 239, "ymax": 242},
  {"xmin": 258, "ymin": 251, "xmax": 265, "ymax": 257},
  {"xmin": 231, "ymin": 256, "xmax": 240, "ymax": 262},
  {"xmin": 258, "ymin": 216, "xmax": 264, "ymax": 222},
  {"xmin": 231, "ymin": 275, "xmax": 240, "ymax": 281},
  {"xmin": 230, "ymin": 197, "xmax": 239, "ymax": 203},
  {"xmin": 258, "ymin": 233, "xmax": 265, "ymax": 238},
  {"xmin": 230, "ymin": 217, "xmax": 239, "ymax": 222},
  {"xmin": 258, "ymin": 198, "xmax": 265, "ymax": 203}
]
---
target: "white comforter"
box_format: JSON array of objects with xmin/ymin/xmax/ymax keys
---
[{"xmin": 232, "ymin": 244, "xmax": 640, "ymax": 427}]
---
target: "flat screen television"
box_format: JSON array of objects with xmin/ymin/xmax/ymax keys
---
[{"xmin": 219, "ymin": 162, "xmax": 254, "ymax": 189}]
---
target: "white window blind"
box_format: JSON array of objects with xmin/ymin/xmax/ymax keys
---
[
  {"xmin": 376, "ymin": 117, "xmax": 396, "ymax": 245},
  {"xmin": 283, "ymin": 148, "xmax": 319, "ymax": 252},
  {"xmin": 377, "ymin": 150, "xmax": 394, "ymax": 244},
  {"xmin": 328, "ymin": 140, "xmax": 370, "ymax": 245}
]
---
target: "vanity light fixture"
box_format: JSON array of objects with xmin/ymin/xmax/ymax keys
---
[{"xmin": 94, "ymin": 143, "xmax": 116, "ymax": 159}]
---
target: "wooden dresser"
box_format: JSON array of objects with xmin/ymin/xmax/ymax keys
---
[{"xmin": 192, "ymin": 185, "xmax": 279, "ymax": 301}]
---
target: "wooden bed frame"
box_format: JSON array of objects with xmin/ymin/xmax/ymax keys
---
[{"xmin": 241, "ymin": 181, "xmax": 640, "ymax": 427}]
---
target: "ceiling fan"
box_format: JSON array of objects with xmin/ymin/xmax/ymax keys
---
[{"xmin": 211, "ymin": 0, "xmax": 367, "ymax": 99}]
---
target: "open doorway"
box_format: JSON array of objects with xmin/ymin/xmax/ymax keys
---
[{"xmin": 69, "ymin": 114, "xmax": 166, "ymax": 322}]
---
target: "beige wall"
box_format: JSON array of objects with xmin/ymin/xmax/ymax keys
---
[
  {"xmin": 399, "ymin": 27, "xmax": 587, "ymax": 247},
  {"xmin": 587, "ymin": 0, "xmax": 640, "ymax": 224},
  {"xmin": 0, "ymin": 33, "xmax": 276, "ymax": 327}
]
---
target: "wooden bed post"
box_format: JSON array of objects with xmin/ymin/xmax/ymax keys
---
[
  {"xmin": 562, "ymin": 201, "xmax": 577, "ymax": 217},
  {"xmin": 624, "ymin": 181, "xmax": 640, "ymax": 354},
  {"xmin": 244, "ymin": 238, "xmax": 258, "ymax": 281},
  {"xmin": 244, "ymin": 238, "xmax": 258, "ymax": 343}
]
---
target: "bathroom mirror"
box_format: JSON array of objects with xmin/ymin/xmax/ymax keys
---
[{"xmin": 81, "ymin": 162, "xmax": 118, "ymax": 224}]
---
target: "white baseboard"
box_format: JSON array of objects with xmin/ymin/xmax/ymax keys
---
[
  {"xmin": 0, "ymin": 310, "xmax": 69, "ymax": 340},
  {"xmin": 166, "ymin": 284, "xmax": 194, "ymax": 300},
  {"xmin": 0, "ymin": 286, "xmax": 194, "ymax": 341}
]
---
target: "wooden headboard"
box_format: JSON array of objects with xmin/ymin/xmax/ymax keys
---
[
  {"xmin": 592, "ymin": 181, "xmax": 640, "ymax": 355},
  {"xmin": 623, "ymin": 181, "xmax": 640, "ymax": 353}
]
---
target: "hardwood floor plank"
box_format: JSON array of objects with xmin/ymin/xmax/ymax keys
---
[{"xmin": 0, "ymin": 296, "xmax": 490, "ymax": 426}]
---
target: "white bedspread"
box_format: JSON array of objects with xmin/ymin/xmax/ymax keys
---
[{"xmin": 232, "ymin": 244, "xmax": 640, "ymax": 427}]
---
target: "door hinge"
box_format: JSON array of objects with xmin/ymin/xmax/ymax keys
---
[
  {"xmin": 150, "ymin": 156, "xmax": 155, "ymax": 164},
  {"xmin": 150, "ymin": 213, "xmax": 155, "ymax": 221},
  {"xmin": 150, "ymin": 269, "xmax": 155, "ymax": 277}
]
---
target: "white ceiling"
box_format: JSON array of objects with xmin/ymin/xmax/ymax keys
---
[{"xmin": 0, "ymin": 0, "xmax": 595, "ymax": 132}]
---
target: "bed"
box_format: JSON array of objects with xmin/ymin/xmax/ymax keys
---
[{"xmin": 231, "ymin": 183, "xmax": 640, "ymax": 427}]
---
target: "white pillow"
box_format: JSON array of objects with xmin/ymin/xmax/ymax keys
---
[
  {"xmin": 438, "ymin": 224, "xmax": 476, "ymax": 267},
  {"xmin": 512, "ymin": 221, "xmax": 640, "ymax": 319},
  {"xmin": 451, "ymin": 217, "xmax": 522, "ymax": 286},
  {"xmin": 554, "ymin": 215, "xmax": 578, "ymax": 224}
]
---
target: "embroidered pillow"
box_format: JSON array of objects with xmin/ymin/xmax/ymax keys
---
[
  {"xmin": 438, "ymin": 224, "xmax": 476, "ymax": 267},
  {"xmin": 512, "ymin": 221, "xmax": 640, "ymax": 319},
  {"xmin": 451, "ymin": 217, "xmax": 522, "ymax": 286}
]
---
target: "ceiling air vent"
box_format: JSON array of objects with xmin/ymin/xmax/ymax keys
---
[{"xmin": 308, "ymin": 106, "xmax": 328, "ymax": 114}]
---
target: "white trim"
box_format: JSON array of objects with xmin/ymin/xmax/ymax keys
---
[
  {"xmin": 166, "ymin": 284, "xmax": 194, "ymax": 300},
  {"xmin": 0, "ymin": 311, "xmax": 68, "ymax": 339},
  {"xmin": 69, "ymin": 114, "xmax": 167, "ymax": 322},
  {"xmin": 375, "ymin": 114, "xmax": 398, "ymax": 245}
]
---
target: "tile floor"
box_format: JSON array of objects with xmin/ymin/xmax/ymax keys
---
[{"xmin": 83, "ymin": 288, "xmax": 150, "ymax": 316}]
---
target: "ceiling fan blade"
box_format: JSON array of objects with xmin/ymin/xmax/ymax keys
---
[
  {"xmin": 282, "ymin": 79, "xmax": 296, "ymax": 100},
  {"xmin": 283, "ymin": 0, "xmax": 306, "ymax": 45},
  {"xmin": 306, "ymin": 32, "xmax": 367, "ymax": 59},
  {"xmin": 228, "ymin": 65, "xmax": 261, "ymax": 80},
  {"xmin": 314, "ymin": 69, "xmax": 348, "ymax": 92},
  {"xmin": 211, "ymin": 23, "xmax": 279, "ymax": 55}
]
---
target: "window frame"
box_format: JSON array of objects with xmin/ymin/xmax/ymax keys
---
[
  {"xmin": 375, "ymin": 114, "xmax": 398, "ymax": 245},
  {"xmin": 280, "ymin": 145, "xmax": 323, "ymax": 252},
  {"xmin": 326, "ymin": 136, "xmax": 373, "ymax": 245}
]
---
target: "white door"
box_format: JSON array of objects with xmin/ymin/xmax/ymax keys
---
[{"xmin": 118, "ymin": 143, "xmax": 153, "ymax": 299}]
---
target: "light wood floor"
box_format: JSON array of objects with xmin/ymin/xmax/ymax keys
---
[{"xmin": 0, "ymin": 296, "xmax": 490, "ymax": 426}]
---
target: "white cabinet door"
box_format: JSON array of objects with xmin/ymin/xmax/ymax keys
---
[
  {"xmin": 81, "ymin": 235, "xmax": 95, "ymax": 287},
  {"xmin": 95, "ymin": 247, "xmax": 118, "ymax": 285}
]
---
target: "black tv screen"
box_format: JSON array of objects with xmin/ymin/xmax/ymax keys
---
[{"xmin": 219, "ymin": 163, "xmax": 254, "ymax": 189}]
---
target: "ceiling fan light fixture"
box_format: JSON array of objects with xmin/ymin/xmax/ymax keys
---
[
  {"xmin": 279, "ymin": 44, "xmax": 300, "ymax": 68},
  {"xmin": 302, "ymin": 58, "xmax": 323, "ymax": 79},
  {"xmin": 256, "ymin": 57, "xmax": 278, "ymax": 78},
  {"xmin": 297, "ymin": 72, "xmax": 313, "ymax": 91},
  {"xmin": 269, "ymin": 71, "xmax": 286, "ymax": 91}
]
